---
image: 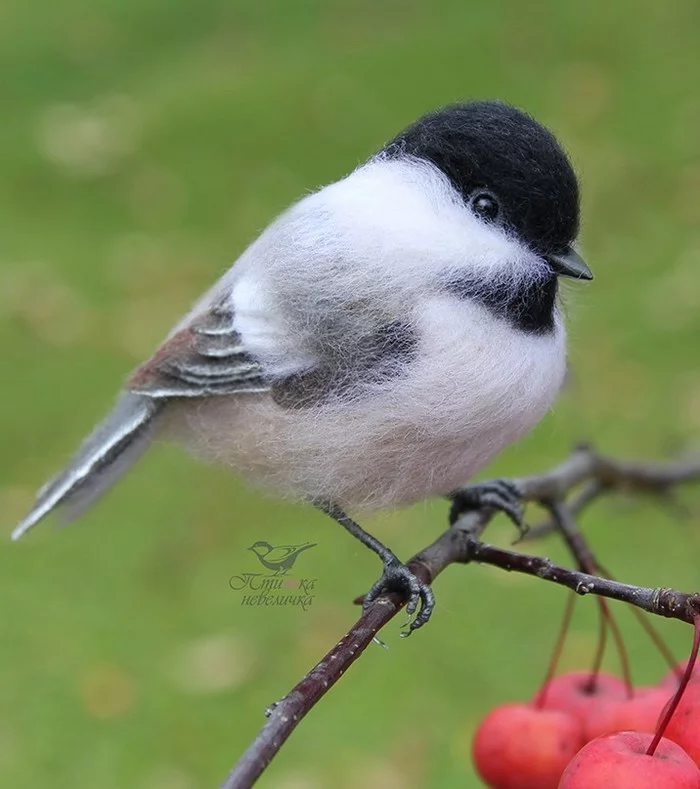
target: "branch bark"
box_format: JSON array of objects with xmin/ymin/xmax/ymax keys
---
[{"xmin": 220, "ymin": 445, "xmax": 700, "ymax": 789}]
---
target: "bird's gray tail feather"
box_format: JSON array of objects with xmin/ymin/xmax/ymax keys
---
[{"xmin": 12, "ymin": 393, "xmax": 164, "ymax": 540}]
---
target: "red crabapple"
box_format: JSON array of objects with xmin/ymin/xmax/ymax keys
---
[
  {"xmin": 559, "ymin": 731, "xmax": 700, "ymax": 788},
  {"xmin": 472, "ymin": 703, "xmax": 584, "ymax": 789},
  {"xmin": 584, "ymin": 686, "xmax": 671, "ymax": 740},
  {"xmin": 536, "ymin": 671, "xmax": 627, "ymax": 723}
]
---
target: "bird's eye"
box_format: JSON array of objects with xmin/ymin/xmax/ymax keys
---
[{"xmin": 470, "ymin": 191, "xmax": 500, "ymax": 222}]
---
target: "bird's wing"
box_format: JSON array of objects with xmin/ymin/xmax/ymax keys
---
[
  {"xmin": 12, "ymin": 303, "xmax": 270, "ymax": 540},
  {"xmin": 11, "ymin": 393, "xmax": 162, "ymax": 540},
  {"xmin": 128, "ymin": 304, "xmax": 271, "ymax": 398}
]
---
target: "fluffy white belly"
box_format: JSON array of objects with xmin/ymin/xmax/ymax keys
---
[{"xmin": 169, "ymin": 300, "xmax": 567, "ymax": 510}]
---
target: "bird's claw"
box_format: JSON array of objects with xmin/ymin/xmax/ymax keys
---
[
  {"xmin": 449, "ymin": 479, "xmax": 526, "ymax": 538},
  {"xmin": 363, "ymin": 559, "xmax": 435, "ymax": 635}
]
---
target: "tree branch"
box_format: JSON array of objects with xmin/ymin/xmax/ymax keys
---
[
  {"xmin": 461, "ymin": 539, "xmax": 700, "ymax": 623},
  {"xmin": 219, "ymin": 445, "xmax": 700, "ymax": 789}
]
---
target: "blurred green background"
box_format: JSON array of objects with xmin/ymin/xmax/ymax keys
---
[{"xmin": 1, "ymin": 1, "xmax": 699, "ymax": 786}]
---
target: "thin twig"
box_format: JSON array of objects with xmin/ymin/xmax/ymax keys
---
[
  {"xmin": 461, "ymin": 538, "xmax": 700, "ymax": 623},
  {"xmin": 220, "ymin": 510, "xmax": 489, "ymax": 789},
  {"xmin": 220, "ymin": 589, "xmax": 408, "ymax": 788}
]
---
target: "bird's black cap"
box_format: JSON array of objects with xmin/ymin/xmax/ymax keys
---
[{"xmin": 381, "ymin": 100, "xmax": 580, "ymax": 258}]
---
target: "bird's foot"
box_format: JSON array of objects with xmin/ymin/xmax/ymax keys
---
[
  {"xmin": 449, "ymin": 479, "xmax": 526, "ymax": 538},
  {"xmin": 364, "ymin": 558, "xmax": 436, "ymax": 636},
  {"xmin": 314, "ymin": 501, "xmax": 435, "ymax": 635}
]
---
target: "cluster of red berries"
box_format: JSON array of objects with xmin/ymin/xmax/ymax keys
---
[{"xmin": 472, "ymin": 662, "xmax": 700, "ymax": 788}]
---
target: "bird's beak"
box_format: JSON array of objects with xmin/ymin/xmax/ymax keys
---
[{"xmin": 546, "ymin": 247, "xmax": 593, "ymax": 281}]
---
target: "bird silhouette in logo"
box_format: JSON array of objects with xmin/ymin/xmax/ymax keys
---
[{"xmin": 248, "ymin": 541, "xmax": 317, "ymax": 575}]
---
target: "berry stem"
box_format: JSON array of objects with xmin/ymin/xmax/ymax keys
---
[
  {"xmin": 534, "ymin": 592, "xmax": 576, "ymax": 709},
  {"xmin": 604, "ymin": 598, "xmax": 634, "ymax": 698},
  {"xmin": 548, "ymin": 502, "xmax": 634, "ymax": 696},
  {"xmin": 586, "ymin": 599, "xmax": 608, "ymax": 691},
  {"xmin": 597, "ymin": 560, "xmax": 679, "ymax": 673},
  {"xmin": 648, "ymin": 613, "xmax": 700, "ymax": 756}
]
